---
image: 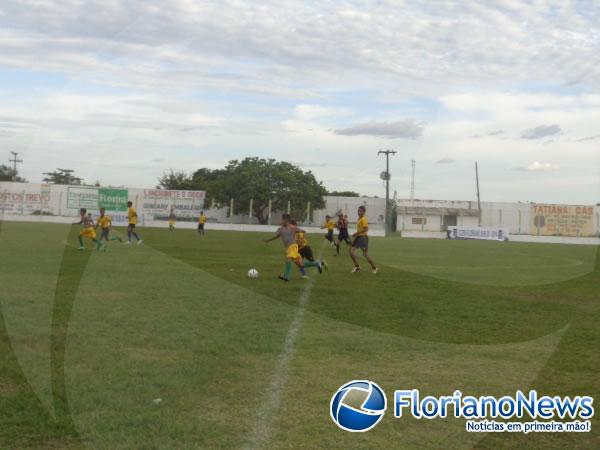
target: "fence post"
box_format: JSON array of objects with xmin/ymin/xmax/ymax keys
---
[
  {"xmin": 230, "ymin": 198, "xmax": 234, "ymax": 223},
  {"xmin": 287, "ymin": 200, "xmax": 291, "ymax": 215},
  {"xmin": 249, "ymin": 199, "xmax": 253, "ymax": 224},
  {"xmin": 306, "ymin": 201, "xmax": 311, "ymax": 224},
  {"xmin": 268, "ymin": 199, "xmax": 272, "ymax": 225}
]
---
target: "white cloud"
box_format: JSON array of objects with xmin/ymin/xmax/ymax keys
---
[{"xmin": 516, "ymin": 161, "xmax": 561, "ymax": 172}]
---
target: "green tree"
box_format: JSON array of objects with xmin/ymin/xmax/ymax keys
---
[
  {"xmin": 159, "ymin": 158, "xmax": 327, "ymax": 224},
  {"xmin": 157, "ymin": 170, "xmax": 194, "ymax": 190},
  {"xmin": 327, "ymin": 190, "xmax": 360, "ymax": 197},
  {"xmin": 0, "ymin": 164, "xmax": 26, "ymax": 182},
  {"xmin": 42, "ymin": 168, "xmax": 82, "ymax": 185}
]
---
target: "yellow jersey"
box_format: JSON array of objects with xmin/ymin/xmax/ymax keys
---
[
  {"xmin": 295, "ymin": 230, "xmax": 309, "ymax": 249},
  {"xmin": 356, "ymin": 216, "xmax": 369, "ymax": 236},
  {"xmin": 198, "ymin": 215, "xmax": 207, "ymax": 224},
  {"xmin": 325, "ymin": 219, "xmax": 336, "ymax": 230},
  {"xmin": 128, "ymin": 207, "xmax": 138, "ymax": 225},
  {"xmin": 97, "ymin": 215, "xmax": 112, "ymax": 229}
]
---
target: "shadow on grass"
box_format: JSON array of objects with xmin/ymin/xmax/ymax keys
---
[{"xmin": 49, "ymin": 226, "xmax": 91, "ymax": 439}]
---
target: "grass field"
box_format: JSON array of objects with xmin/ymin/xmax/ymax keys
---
[{"xmin": 0, "ymin": 222, "xmax": 598, "ymax": 449}]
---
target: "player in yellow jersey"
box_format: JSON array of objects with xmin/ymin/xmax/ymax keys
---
[
  {"xmin": 74, "ymin": 208, "xmax": 104, "ymax": 251},
  {"xmin": 126, "ymin": 201, "xmax": 143, "ymax": 245},
  {"xmin": 198, "ymin": 211, "xmax": 207, "ymax": 235},
  {"xmin": 350, "ymin": 205, "xmax": 378, "ymax": 274},
  {"xmin": 168, "ymin": 208, "xmax": 176, "ymax": 231},
  {"xmin": 322, "ymin": 215, "xmax": 336, "ymax": 247},
  {"xmin": 96, "ymin": 207, "xmax": 122, "ymax": 242}
]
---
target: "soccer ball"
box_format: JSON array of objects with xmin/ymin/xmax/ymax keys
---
[{"xmin": 247, "ymin": 268, "xmax": 259, "ymax": 279}]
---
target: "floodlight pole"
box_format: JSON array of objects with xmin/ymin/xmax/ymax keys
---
[
  {"xmin": 378, "ymin": 149, "xmax": 397, "ymax": 236},
  {"xmin": 475, "ymin": 162, "xmax": 482, "ymax": 226}
]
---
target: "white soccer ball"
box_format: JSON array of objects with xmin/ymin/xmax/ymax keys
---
[{"xmin": 247, "ymin": 268, "xmax": 259, "ymax": 279}]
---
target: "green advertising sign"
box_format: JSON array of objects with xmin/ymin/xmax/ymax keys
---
[{"xmin": 98, "ymin": 188, "xmax": 128, "ymax": 211}]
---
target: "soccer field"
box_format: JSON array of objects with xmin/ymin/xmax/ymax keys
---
[{"xmin": 0, "ymin": 222, "xmax": 598, "ymax": 449}]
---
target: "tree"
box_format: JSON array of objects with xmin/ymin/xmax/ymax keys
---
[
  {"xmin": 159, "ymin": 158, "xmax": 327, "ymax": 224},
  {"xmin": 157, "ymin": 170, "xmax": 194, "ymax": 190},
  {"xmin": 327, "ymin": 190, "xmax": 360, "ymax": 197},
  {"xmin": 42, "ymin": 168, "xmax": 82, "ymax": 185},
  {"xmin": 0, "ymin": 164, "xmax": 26, "ymax": 182}
]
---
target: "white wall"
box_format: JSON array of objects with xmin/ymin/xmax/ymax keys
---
[
  {"xmin": 396, "ymin": 198, "xmax": 600, "ymax": 236},
  {"xmin": 0, "ymin": 182, "xmax": 386, "ymax": 232},
  {"xmin": 480, "ymin": 202, "xmax": 531, "ymax": 234}
]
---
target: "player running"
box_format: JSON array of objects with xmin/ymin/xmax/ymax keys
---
[
  {"xmin": 322, "ymin": 215, "xmax": 336, "ymax": 247},
  {"xmin": 74, "ymin": 208, "xmax": 104, "ymax": 251},
  {"xmin": 96, "ymin": 207, "xmax": 122, "ymax": 242},
  {"xmin": 335, "ymin": 212, "xmax": 352, "ymax": 256},
  {"xmin": 294, "ymin": 224, "xmax": 315, "ymax": 262},
  {"xmin": 126, "ymin": 201, "xmax": 143, "ymax": 245},
  {"xmin": 168, "ymin": 208, "xmax": 176, "ymax": 231},
  {"xmin": 349, "ymin": 206, "xmax": 378, "ymax": 274},
  {"xmin": 198, "ymin": 211, "xmax": 207, "ymax": 235},
  {"xmin": 264, "ymin": 214, "xmax": 324, "ymax": 281}
]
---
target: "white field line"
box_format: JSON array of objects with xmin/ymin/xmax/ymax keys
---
[{"xmin": 245, "ymin": 248, "xmax": 325, "ymax": 450}]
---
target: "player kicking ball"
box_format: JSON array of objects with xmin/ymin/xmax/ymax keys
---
[
  {"xmin": 264, "ymin": 214, "xmax": 325, "ymax": 281},
  {"xmin": 74, "ymin": 208, "xmax": 105, "ymax": 251},
  {"xmin": 126, "ymin": 201, "xmax": 143, "ymax": 245},
  {"xmin": 97, "ymin": 207, "xmax": 122, "ymax": 243},
  {"xmin": 350, "ymin": 206, "xmax": 378, "ymax": 274}
]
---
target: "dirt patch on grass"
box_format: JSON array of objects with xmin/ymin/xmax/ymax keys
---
[{"xmin": 0, "ymin": 381, "xmax": 24, "ymax": 395}]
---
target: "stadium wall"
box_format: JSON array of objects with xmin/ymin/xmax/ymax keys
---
[
  {"xmin": 0, "ymin": 182, "xmax": 386, "ymax": 234},
  {"xmin": 397, "ymin": 198, "xmax": 600, "ymax": 237}
]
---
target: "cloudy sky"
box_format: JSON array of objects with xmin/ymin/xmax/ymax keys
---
[{"xmin": 0, "ymin": 0, "xmax": 599, "ymax": 203}]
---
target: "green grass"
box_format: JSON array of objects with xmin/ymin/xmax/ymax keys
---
[{"xmin": 0, "ymin": 222, "xmax": 598, "ymax": 449}]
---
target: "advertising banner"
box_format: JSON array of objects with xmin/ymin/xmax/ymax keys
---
[
  {"xmin": 67, "ymin": 186, "xmax": 99, "ymax": 210},
  {"xmin": 0, "ymin": 183, "xmax": 52, "ymax": 214},
  {"xmin": 141, "ymin": 189, "xmax": 205, "ymax": 218},
  {"xmin": 531, "ymin": 204, "xmax": 595, "ymax": 237},
  {"xmin": 98, "ymin": 188, "xmax": 128, "ymax": 211},
  {"xmin": 448, "ymin": 226, "xmax": 509, "ymax": 241}
]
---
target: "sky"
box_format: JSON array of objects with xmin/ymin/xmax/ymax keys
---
[{"xmin": 0, "ymin": 0, "xmax": 599, "ymax": 204}]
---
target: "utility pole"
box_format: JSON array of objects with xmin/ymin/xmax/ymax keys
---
[
  {"xmin": 378, "ymin": 149, "xmax": 397, "ymax": 235},
  {"xmin": 9, "ymin": 151, "xmax": 23, "ymax": 182},
  {"xmin": 475, "ymin": 161, "xmax": 482, "ymax": 226}
]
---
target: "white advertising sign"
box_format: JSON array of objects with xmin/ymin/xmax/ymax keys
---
[{"xmin": 448, "ymin": 226, "xmax": 509, "ymax": 241}]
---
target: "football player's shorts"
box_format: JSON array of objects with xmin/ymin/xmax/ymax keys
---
[
  {"xmin": 352, "ymin": 236, "xmax": 369, "ymax": 250},
  {"xmin": 286, "ymin": 243, "xmax": 301, "ymax": 261},
  {"xmin": 299, "ymin": 246, "xmax": 314, "ymax": 261},
  {"xmin": 79, "ymin": 227, "xmax": 97, "ymax": 239}
]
